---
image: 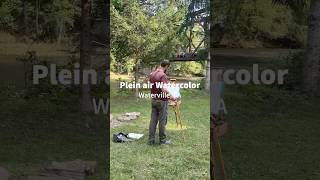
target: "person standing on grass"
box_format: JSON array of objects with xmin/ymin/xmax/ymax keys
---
[{"xmin": 148, "ymin": 59, "xmax": 175, "ymax": 145}]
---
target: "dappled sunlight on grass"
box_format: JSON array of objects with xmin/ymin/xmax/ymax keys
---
[
  {"xmin": 110, "ymin": 72, "xmax": 132, "ymax": 81},
  {"xmin": 166, "ymin": 123, "xmax": 189, "ymax": 131}
]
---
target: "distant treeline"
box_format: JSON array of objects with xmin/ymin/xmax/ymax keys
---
[
  {"xmin": 212, "ymin": 0, "xmax": 309, "ymax": 48},
  {"xmin": 0, "ymin": 0, "xmax": 106, "ymax": 43}
]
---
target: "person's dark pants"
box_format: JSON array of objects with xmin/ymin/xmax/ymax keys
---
[{"xmin": 148, "ymin": 99, "xmax": 168, "ymax": 143}]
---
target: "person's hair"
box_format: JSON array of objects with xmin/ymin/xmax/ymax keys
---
[{"xmin": 160, "ymin": 59, "xmax": 170, "ymax": 67}]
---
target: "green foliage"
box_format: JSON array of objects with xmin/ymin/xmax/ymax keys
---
[
  {"xmin": 198, "ymin": 77, "xmax": 206, "ymax": 90},
  {"xmin": 41, "ymin": 0, "xmax": 80, "ymax": 41},
  {"xmin": 15, "ymin": 51, "xmax": 77, "ymax": 100},
  {"xmin": 253, "ymin": 1, "xmax": 291, "ymax": 38},
  {"xmin": 111, "ymin": 0, "xmax": 188, "ymax": 74},
  {"xmin": 15, "ymin": 50, "xmax": 107, "ymax": 103},
  {"xmin": 273, "ymin": 52, "xmax": 304, "ymax": 90},
  {"xmin": 272, "ymin": 0, "xmax": 309, "ymax": 14},
  {"xmin": 213, "ymin": 0, "xmax": 308, "ymax": 47},
  {"xmin": 0, "ymin": 0, "xmax": 105, "ymax": 42},
  {"xmin": 0, "ymin": 0, "xmax": 21, "ymax": 31},
  {"xmin": 170, "ymin": 61, "xmax": 204, "ymax": 76}
]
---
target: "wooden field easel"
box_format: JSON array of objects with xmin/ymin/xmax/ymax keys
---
[
  {"xmin": 169, "ymin": 100, "xmax": 182, "ymax": 128},
  {"xmin": 211, "ymin": 68, "xmax": 228, "ymax": 180}
]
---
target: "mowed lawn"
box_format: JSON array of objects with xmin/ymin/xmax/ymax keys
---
[
  {"xmin": 110, "ymin": 77, "xmax": 211, "ymax": 180},
  {"xmin": 0, "ymin": 36, "xmax": 107, "ymax": 179},
  {"xmin": 110, "ymin": 74, "xmax": 320, "ymax": 180},
  {"xmin": 0, "ymin": 86, "xmax": 108, "ymax": 179},
  {"xmin": 0, "ymin": 33, "xmax": 70, "ymax": 87},
  {"xmin": 222, "ymin": 86, "xmax": 320, "ymax": 180}
]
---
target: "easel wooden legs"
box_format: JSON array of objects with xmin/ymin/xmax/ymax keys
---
[
  {"xmin": 212, "ymin": 131, "xmax": 227, "ymax": 180},
  {"xmin": 172, "ymin": 104, "xmax": 182, "ymax": 128},
  {"xmin": 211, "ymin": 115, "xmax": 227, "ymax": 180}
]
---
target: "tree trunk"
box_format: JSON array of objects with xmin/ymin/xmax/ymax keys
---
[
  {"xmin": 189, "ymin": 27, "xmax": 193, "ymax": 53},
  {"xmin": 35, "ymin": 0, "xmax": 39, "ymax": 38},
  {"xmin": 134, "ymin": 60, "xmax": 139, "ymax": 97},
  {"xmin": 22, "ymin": 0, "xmax": 27, "ymax": 34},
  {"xmin": 210, "ymin": 0, "xmax": 217, "ymax": 179},
  {"xmin": 303, "ymin": 0, "xmax": 320, "ymax": 95},
  {"xmin": 303, "ymin": 0, "xmax": 320, "ymax": 96},
  {"xmin": 103, "ymin": 0, "xmax": 110, "ymax": 85},
  {"xmin": 57, "ymin": 20, "xmax": 64, "ymax": 44},
  {"xmin": 80, "ymin": 0, "xmax": 92, "ymax": 112},
  {"xmin": 103, "ymin": 1, "xmax": 110, "ymax": 179},
  {"xmin": 204, "ymin": 19, "xmax": 210, "ymax": 91},
  {"xmin": 205, "ymin": 59, "xmax": 210, "ymax": 90},
  {"xmin": 103, "ymin": 0, "xmax": 109, "ymax": 44}
]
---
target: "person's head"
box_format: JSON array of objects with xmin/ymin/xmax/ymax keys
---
[{"xmin": 160, "ymin": 59, "xmax": 170, "ymax": 72}]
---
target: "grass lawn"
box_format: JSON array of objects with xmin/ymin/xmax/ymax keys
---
[
  {"xmin": 1, "ymin": 35, "xmax": 319, "ymax": 179},
  {"xmin": 110, "ymin": 77, "xmax": 210, "ymax": 179},
  {"xmin": 0, "ymin": 33, "xmax": 70, "ymax": 88},
  {"xmin": 0, "ymin": 36, "xmax": 107, "ymax": 179},
  {"xmin": 222, "ymin": 85, "xmax": 320, "ymax": 180},
  {"xmin": 0, "ymin": 85, "xmax": 108, "ymax": 179},
  {"xmin": 110, "ymin": 75, "xmax": 320, "ymax": 180}
]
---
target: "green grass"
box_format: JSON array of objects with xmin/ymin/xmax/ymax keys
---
[
  {"xmin": 110, "ymin": 76, "xmax": 320, "ymax": 180},
  {"xmin": 1, "ymin": 34, "xmax": 319, "ymax": 179},
  {"xmin": 0, "ymin": 34, "xmax": 106, "ymax": 178},
  {"xmin": 222, "ymin": 85, "xmax": 320, "ymax": 180},
  {"xmin": 0, "ymin": 36, "xmax": 108, "ymax": 179},
  {"xmin": 0, "ymin": 35, "xmax": 70, "ymax": 88},
  {"xmin": 110, "ymin": 79, "xmax": 210, "ymax": 180},
  {"xmin": 0, "ymin": 86, "xmax": 108, "ymax": 179}
]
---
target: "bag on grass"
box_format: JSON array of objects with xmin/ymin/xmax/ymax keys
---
[{"xmin": 112, "ymin": 132, "xmax": 133, "ymax": 143}]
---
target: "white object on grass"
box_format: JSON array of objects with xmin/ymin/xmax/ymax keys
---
[{"xmin": 128, "ymin": 133, "xmax": 144, "ymax": 140}]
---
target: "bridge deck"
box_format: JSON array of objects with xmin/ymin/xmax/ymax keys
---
[{"xmin": 169, "ymin": 48, "xmax": 303, "ymax": 62}]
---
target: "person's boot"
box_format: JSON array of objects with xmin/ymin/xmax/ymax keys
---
[{"xmin": 160, "ymin": 140, "xmax": 172, "ymax": 145}]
